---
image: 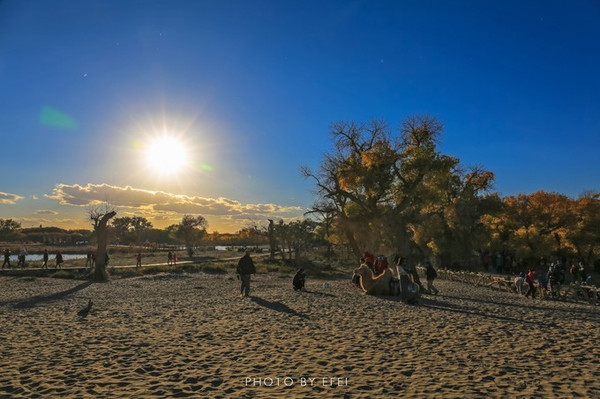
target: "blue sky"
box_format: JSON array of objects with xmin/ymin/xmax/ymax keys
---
[{"xmin": 1, "ymin": 0, "xmax": 599, "ymax": 232}]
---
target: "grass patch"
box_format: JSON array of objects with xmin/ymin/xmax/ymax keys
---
[{"xmin": 51, "ymin": 270, "xmax": 77, "ymax": 279}]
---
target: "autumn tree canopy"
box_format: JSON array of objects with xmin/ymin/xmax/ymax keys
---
[{"xmin": 304, "ymin": 115, "xmax": 599, "ymax": 269}]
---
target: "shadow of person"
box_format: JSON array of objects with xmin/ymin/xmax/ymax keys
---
[{"xmin": 249, "ymin": 296, "xmax": 309, "ymax": 319}]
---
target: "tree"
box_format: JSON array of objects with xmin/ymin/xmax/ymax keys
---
[
  {"xmin": 89, "ymin": 205, "xmax": 117, "ymax": 281},
  {"xmin": 0, "ymin": 218, "xmax": 22, "ymax": 241},
  {"xmin": 304, "ymin": 115, "xmax": 494, "ymax": 267},
  {"xmin": 111, "ymin": 216, "xmax": 153, "ymax": 245},
  {"xmin": 482, "ymin": 191, "xmax": 577, "ymax": 263},
  {"xmin": 272, "ymin": 219, "xmax": 318, "ymax": 260},
  {"xmin": 567, "ymin": 192, "xmax": 600, "ymax": 267},
  {"xmin": 169, "ymin": 215, "xmax": 208, "ymax": 255}
]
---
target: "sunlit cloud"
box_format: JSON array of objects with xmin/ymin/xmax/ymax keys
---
[
  {"xmin": 45, "ymin": 183, "xmax": 306, "ymax": 219},
  {"xmin": 0, "ymin": 192, "xmax": 25, "ymax": 204}
]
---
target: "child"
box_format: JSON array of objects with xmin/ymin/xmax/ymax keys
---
[{"xmin": 293, "ymin": 268, "xmax": 307, "ymax": 292}]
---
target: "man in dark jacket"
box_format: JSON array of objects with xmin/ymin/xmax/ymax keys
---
[
  {"xmin": 425, "ymin": 261, "xmax": 439, "ymax": 295},
  {"xmin": 236, "ymin": 250, "xmax": 256, "ymax": 297}
]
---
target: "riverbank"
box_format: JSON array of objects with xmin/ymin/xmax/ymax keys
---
[{"xmin": 1, "ymin": 271, "xmax": 599, "ymax": 398}]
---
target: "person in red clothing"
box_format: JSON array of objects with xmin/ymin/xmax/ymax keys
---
[
  {"xmin": 374, "ymin": 255, "xmax": 389, "ymax": 275},
  {"xmin": 525, "ymin": 269, "xmax": 536, "ymax": 299}
]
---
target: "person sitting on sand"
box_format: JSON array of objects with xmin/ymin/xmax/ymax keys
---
[
  {"xmin": 374, "ymin": 255, "xmax": 388, "ymax": 276},
  {"xmin": 236, "ymin": 250, "xmax": 256, "ymax": 297},
  {"xmin": 293, "ymin": 268, "xmax": 307, "ymax": 292}
]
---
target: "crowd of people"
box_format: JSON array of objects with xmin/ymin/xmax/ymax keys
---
[
  {"xmin": 517, "ymin": 258, "xmax": 592, "ymax": 300},
  {"xmin": 2, "ymin": 248, "xmax": 66, "ymax": 269}
]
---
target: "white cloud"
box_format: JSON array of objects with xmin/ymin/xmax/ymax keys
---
[
  {"xmin": 0, "ymin": 191, "xmax": 25, "ymax": 204},
  {"xmin": 45, "ymin": 183, "xmax": 306, "ymax": 219}
]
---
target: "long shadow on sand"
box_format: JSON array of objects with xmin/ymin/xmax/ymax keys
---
[
  {"xmin": 418, "ymin": 297, "xmax": 547, "ymax": 326},
  {"xmin": 250, "ymin": 296, "xmax": 309, "ymax": 319},
  {"xmin": 440, "ymin": 293, "xmax": 600, "ymax": 318},
  {"xmin": 8, "ymin": 281, "xmax": 94, "ymax": 309}
]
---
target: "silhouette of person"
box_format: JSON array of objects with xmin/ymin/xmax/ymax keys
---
[
  {"xmin": 55, "ymin": 251, "xmax": 63, "ymax": 269},
  {"xmin": 2, "ymin": 249, "xmax": 10, "ymax": 268},
  {"xmin": 42, "ymin": 249, "xmax": 49, "ymax": 269},
  {"xmin": 236, "ymin": 250, "xmax": 256, "ymax": 297}
]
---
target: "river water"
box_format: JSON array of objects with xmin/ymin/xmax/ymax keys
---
[{"xmin": 4, "ymin": 254, "xmax": 87, "ymax": 262}]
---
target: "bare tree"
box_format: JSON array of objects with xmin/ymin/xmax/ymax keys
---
[{"xmin": 89, "ymin": 204, "xmax": 117, "ymax": 281}]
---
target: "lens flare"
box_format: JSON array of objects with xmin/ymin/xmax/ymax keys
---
[{"xmin": 39, "ymin": 106, "xmax": 78, "ymax": 130}]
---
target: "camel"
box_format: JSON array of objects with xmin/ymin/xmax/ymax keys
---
[{"xmin": 353, "ymin": 264, "xmax": 396, "ymax": 295}]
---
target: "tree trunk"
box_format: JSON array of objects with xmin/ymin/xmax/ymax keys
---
[
  {"xmin": 93, "ymin": 211, "xmax": 116, "ymax": 281},
  {"xmin": 344, "ymin": 228, "xmax": 361, "ymax": 260},
  {"xmin": 267, "ymin": 220, "xmax": 277, "ymax": 260}
]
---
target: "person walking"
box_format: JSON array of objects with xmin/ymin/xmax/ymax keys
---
[
  {"xmin": 525, "ymin": 269, "xmax": 536, "ymax": 299},
  {"xmin": 2, "ymin": 249, "xmax": 10, "ymax": 268},
  {"xmin": 55, "ymin": 250, "xmax": 64, "ymax": 269},
  {"xmin": 17, "ymin": 248, "xmax": 27, "ymax": 267},
  {"xmin": 42, "ymin": 249, "xmax": 49, "ymax": 269},
  {"xmin": 136, "ymin": 252, "xmax": 142, "ymax": 268},
  {"xmin": 167, "ymin": 251, "xmax": 173, "ymax": 265},
  {"xmin": 425, "ymin": 261, "xmax": 439, "ymax": 295},
  {"xmin": 236, "ymin": 250, "xmax": 256, "ymax": 297}
]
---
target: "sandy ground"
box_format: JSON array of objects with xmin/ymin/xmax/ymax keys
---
[{"xmin": 1, "ymin": 271, "xmax": 599, "ymax": 398}]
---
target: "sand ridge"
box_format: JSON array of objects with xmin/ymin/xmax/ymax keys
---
[{"xmin": 1, "ymin": 272, "xmax": 599, "ymax": 398}]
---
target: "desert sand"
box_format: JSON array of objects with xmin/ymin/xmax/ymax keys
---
[{"xmin": 1, "ymin": 270, "xmax": 599, "ymax": 398}]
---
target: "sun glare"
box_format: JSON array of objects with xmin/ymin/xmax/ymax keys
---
[{"xmin": 145, "ymin": 136, "xmax": 189, "ymax": 175}]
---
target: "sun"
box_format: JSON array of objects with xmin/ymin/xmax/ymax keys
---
[{"xmin": 144, "ymin": 135, "xmax": 189, "ymax": 175}]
